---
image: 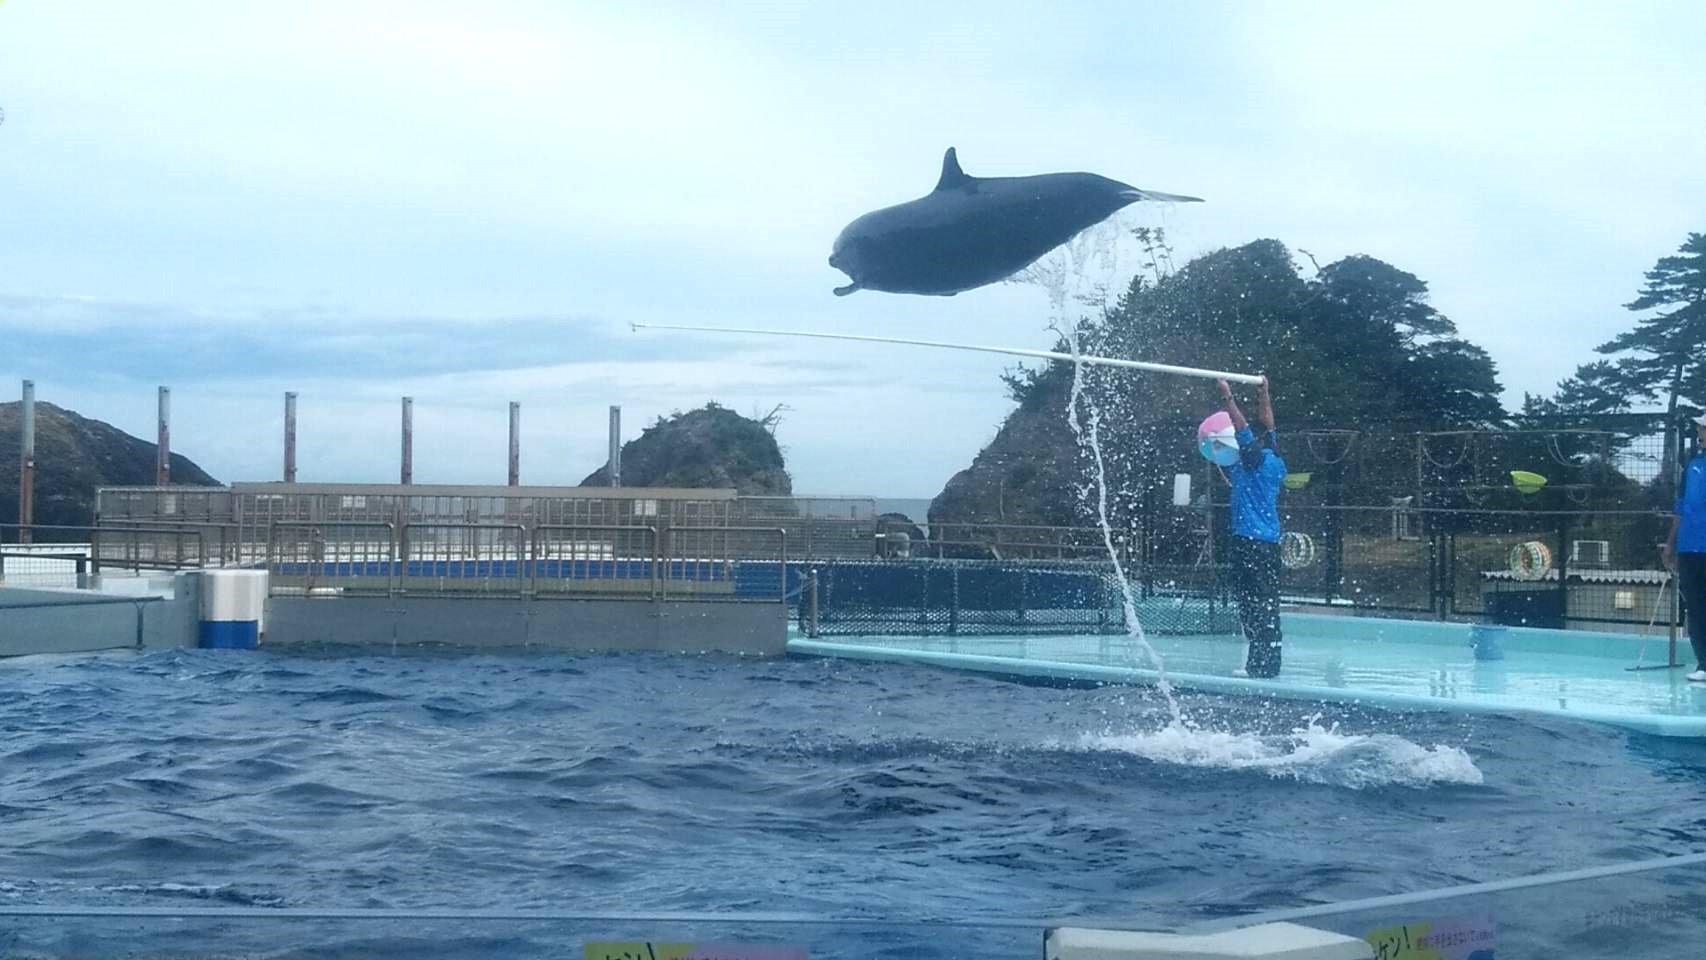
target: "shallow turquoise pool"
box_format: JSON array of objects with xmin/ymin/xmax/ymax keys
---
[{"xmin": 791, "ymin": 612, "xmax": 1706, "ymax": 737}]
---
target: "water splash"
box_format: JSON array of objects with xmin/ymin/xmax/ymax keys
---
[
  {"xmin": 1014, "ymin": 220, "xmax": 1181, "ymax": 724},
  {"xmin": 1068, "ymin": 715, "xmax": 1485, "ymax": 790},
  {"xmin": 1016, "ymin": 220, "xmax": 1479, "ymax": 785},
  {"xmin": 1062, "ymin": 329, "xmax": 1182, "ymax": 723}
]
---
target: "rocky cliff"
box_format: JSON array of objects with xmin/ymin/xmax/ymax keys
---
[
  {"xmin": 581, "ymin": 403, "xmax": 791, "ymax": 494},
  {"xmin": 0, "ymin": 400, "xmax": 221, "ymax": 530}
]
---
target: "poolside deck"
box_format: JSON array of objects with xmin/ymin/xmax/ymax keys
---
[{"xmin": 788, "ymin": 612, "xmax": 1706, "ymax": 738}]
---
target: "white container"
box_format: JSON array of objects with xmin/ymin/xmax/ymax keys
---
[
  {"xmin": 1172, "ymin": 473, "xmax": 1193, "ymax": 507},
  {"xmin": 199, "ymin": 570, "xmax": 269, "ymax": 649}
]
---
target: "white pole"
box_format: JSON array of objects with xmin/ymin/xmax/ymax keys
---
[
  {"xmin": 630, "ymin": 322, "xmax": 1264, "ymax": 384},
  {"xmin": 607, "ymin": 405, "xmax": 622, "ymax": 488}
]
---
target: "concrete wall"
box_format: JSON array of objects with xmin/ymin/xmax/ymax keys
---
[
  {"xmin": 265, "ymin": 596, "xmax": 789, "ymax": 656},
  {"xmin": 0, "ymin": 574, "xmax": 200, "ymax": 657}
]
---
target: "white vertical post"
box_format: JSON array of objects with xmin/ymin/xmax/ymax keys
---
[
  {"xmin": 284, "ymin": 392, "xmax": 297, "ymax": 482},
  {"xmin": 608, "ymin": 405, "xmax": 622, "ymax": 487},
  {"xmin": 19, "ymin": 379, "xmax": 35, "ymax": 544},
  {"xmin": 156, "ymin": 386, "xmax": 171, "ymax": 486},
  {"xmin": 400, "ymin": 396, "xmax": 414, "ymax": 485},
  {"xmin": 508, "ymin": 402, "xmax": 521, "ymax": 486}
]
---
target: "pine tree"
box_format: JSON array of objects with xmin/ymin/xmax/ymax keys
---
[
  {"xmin": 1598, "ymin": 232, "xmax": 1706, "ymax": 416},
  {"xmin": 1595, "ymin": 232, "xmax": 1706, "ymax": 488}
]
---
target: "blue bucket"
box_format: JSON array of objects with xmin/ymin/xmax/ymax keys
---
[{"xmin": 1470, "ymin": 624, "xmax": 1506, "ymax": 661}]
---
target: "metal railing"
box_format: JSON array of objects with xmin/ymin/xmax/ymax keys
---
[
  {"xmin": 254, "ymin": 521, "xmax": 789, "ymax": 602},
  {"xmin": 81, "ymin": 485, "xmax": 1684, "ymax": 629},
  {"xmin": 1186, "ymin": 503, "xmax": 1677, "ymax": 628},
  {"xmin": 3, "ymin": 523, "xmax": 209, "ymax": 574},
  {"xmin": 266, "ymin": 521, "xmax": 398, "ymax": 596},
  {"xmin": 921, "ymin": 522, "xmax": 1125, "ymax": 562},
  {"xmin": 532, "ymin": 524, "xmax": 660, "ymax": 598},
  {"xmin": 401, "ymin": 522, "xmax": 529, "ymax": 598},
  {"xmin": 665, "ymin": 525, "xmax": 787, "ymax": 599}
]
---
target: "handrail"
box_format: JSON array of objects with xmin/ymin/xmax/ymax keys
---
[
  {"xmin": 1188, "ymin": 850, "xmax": 1706, "ymax": 934},
  {"xmin": 0, "ymin": 595, "xmax": 162, "ymax": 611},
  {"xmin": 100, "ymin": 519, "xmax": 245, "ymax": 567},
  {"xmin": 665, "ymin": 525, "xmax": 788, "ymax": 600},
  {"xmin": 266, "ymin": 520, "xmax": 398, "ymax": 597},
  {"xmin": 531, "ymin": 523, "xmax": 660, "ymax": 599},
  {"xmin": 0, "ymin": 904, "xmax": 1064, "ymax": 928},
  {"xmin": 5, "ymin": 523, "xmax": 208, "ymax": 565},
  {"xmin": 401, "ymin": 522, "xmax": 529, "ymax": 598}
]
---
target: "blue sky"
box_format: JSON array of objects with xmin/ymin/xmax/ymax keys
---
[{"xmin": 2, "ymin": 1, "xmax": 1702, "ymax": 495}]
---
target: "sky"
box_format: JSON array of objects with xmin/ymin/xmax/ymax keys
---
[{"xmin": 1, "ymin": 0, "xmax": 1702, "ymax": 497}]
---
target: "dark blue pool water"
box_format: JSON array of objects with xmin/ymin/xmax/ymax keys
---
[{"xmin": 3, "ymin": 647, "xmax": 1706, "ymax": 957}]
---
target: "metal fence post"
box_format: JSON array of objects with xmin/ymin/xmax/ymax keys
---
[
  {"xmin": 949, "ymin": 565, "xmax": 960, "ymax": 636},
  {"xmin": 508, "ymin": 402, "xmax": 521, "ymax": 487},
  {"xmin": 156, "ymin": 386, "xmax": 171, "ymax": 486},
  {"xmin": 19, "ymin": 380, "xmax": 34, "ymax": 545},
  {"xmin": 1323, "ymin": 507, "xmax": 1342, "ymax": 605},
  {"xmin": 807, "ymin": 567, "xmax": 819, "ymax": 637},
  {"xmin": 1016, "ymin": 566, "xmax": 1027, "ymax": 627},
  {"xmin": 284, "ymin": 391, "xmax": 297, "ymax": 482},
  {"xmin": 1430, "ymin": 529, "xmax": 1446, "ymax": 620},
  {"xmin": 607, "ymin": 405, "xmax": 622, "ymax": 488},
  {"xmin": 400, "ymin": 397, "xmax": 415, "ymax": 485}
]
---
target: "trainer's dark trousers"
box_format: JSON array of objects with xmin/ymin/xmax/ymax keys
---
[
  {"xmin": 1678, "ymin": 552, "xmax": 1706, "ymax": 670},
  {"xmin": 1230, "ymin": 536, "xmax": 1283, "ymax": 677}
]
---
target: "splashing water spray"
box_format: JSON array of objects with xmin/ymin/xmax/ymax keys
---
[
  {"xmin": 631, "ymin": 216, "xmax": 1483, "ymax": 785},
  {"xmin": 1011, "ymin": 221, "xmax": 1186, "ymax": 726},
  {"xmin": 1011, "ymin": 219, "xmax": 1481, "ymax": 787}
]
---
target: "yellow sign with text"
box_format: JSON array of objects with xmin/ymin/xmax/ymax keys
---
[
  {"xmin": 585, "ymin": 943, "xmax": 807, "ymax": 960},
  {"xmin": 586, "ymin": 945, "xmax": 698, "ymax": 960},
  {"xmin": 1364, "ymin": 916, "xmax": 1495, "ymax": 960}
]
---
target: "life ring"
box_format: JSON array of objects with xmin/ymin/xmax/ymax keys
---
[
  {"xmin": 1280, "ymin": 531, "xmax": 1316, "ymax": 569},
  {"xmin": 1508, "ymin": 540, "xmax": 1552, "ymax": 581}
]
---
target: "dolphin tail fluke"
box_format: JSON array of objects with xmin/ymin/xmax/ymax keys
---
[
  {"xmin": 1122, "ymin": 188, "xmax": 1204, "ymax": 203},
  {"xmin": 833, "ymin": 282, "xmax": 861, "ymax": 297}
]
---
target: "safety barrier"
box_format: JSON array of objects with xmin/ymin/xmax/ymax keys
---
[
  {"xmin": 85, "ymin": 486, "xmax": 1680, "ymax": 630},
  {"xmin": 258, "ymin": 521, "xmax": 787, "ymax": 602}
]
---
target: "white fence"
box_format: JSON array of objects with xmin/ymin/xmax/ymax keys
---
[{"xmin": 0, "ymin": 543, "xmax": 94, "ymax": 590}]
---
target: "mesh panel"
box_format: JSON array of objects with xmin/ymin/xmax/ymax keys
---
[{"xmin": 800, "ymin": 560, "xmax": 1238, "ymax": 637}]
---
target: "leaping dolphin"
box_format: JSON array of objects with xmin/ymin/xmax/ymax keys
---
[{"xmin": 828, "ymin": 148, "xmax": 1201, "ymax": 297}]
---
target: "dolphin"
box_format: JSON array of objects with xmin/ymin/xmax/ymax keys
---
[{"xmin": 828, "ymin": 148, "xmax": 1202, "ymax": 297}]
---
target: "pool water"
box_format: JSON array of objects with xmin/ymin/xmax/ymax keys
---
[
  {"xmin": 3, "ymin": 646, "xmax": 1706, "ymax": 954},
  {"xmin": 797, "ymin": 613, "xmax": 1706, "ymax": 736}
]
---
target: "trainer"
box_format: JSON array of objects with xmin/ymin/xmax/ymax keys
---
[
  {"xmin": 1662, "ymin": 412, "xmax": 1706, "ymax": 683},
  {"xmin": 1217, "ymin": 377, "xmax": 1287, "ymax": 678}
]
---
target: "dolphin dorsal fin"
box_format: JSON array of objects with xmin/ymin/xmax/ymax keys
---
[{"xmin": 935, "ymin": 147, "xmax": 970, "ymax": 191}]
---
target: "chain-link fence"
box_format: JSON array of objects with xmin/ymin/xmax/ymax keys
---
[
  {"xmin": 797, "ymin": 559, "xmax": 1239, "ymax": 638},
  {"xmin": 0, "ymin": 542, "xmax": 93, "ymax": 589}
]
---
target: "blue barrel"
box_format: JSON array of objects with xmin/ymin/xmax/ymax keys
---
[{"xmin": 1470, "ymin": 624, "xmax": 1506, "ymax": 661}]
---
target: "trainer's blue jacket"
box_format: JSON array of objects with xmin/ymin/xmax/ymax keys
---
[
  {"xmin": 1676, "ymin": 452, "xmax": 1706, "ymax": 553},
  {"xmin": 1229, "ymin": 426, "xmax": 1286, "ymax": 543}
]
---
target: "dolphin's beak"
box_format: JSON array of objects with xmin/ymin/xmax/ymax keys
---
[{"xmin": 1120, "ymin": 187, "xmax": 1205, "ymax": 204}]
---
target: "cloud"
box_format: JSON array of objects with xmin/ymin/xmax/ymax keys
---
[
  {"xmin": 0, "ymin": 290, "xmax": 1011, "ymax": 494},
  {"xmin": 2, "ymin": 0, "xmax": 1704, "ymax": 496}
]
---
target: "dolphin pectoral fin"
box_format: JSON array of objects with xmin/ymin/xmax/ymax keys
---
[
  {"xmin": 833, "ymin": 282, "xmax": 861, "ymax": 296},
  {"xmin": 1122, "ymin": 188, "xmax": 1204, "ymax": 203}
]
